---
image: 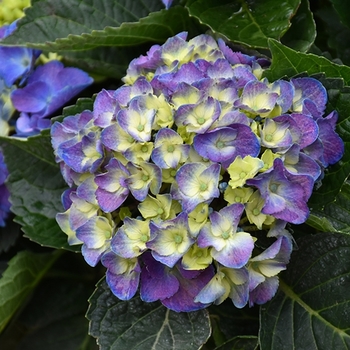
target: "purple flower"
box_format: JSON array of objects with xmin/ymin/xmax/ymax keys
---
[
  {"xmin": 0, "ymin": 22, "xmax": 41, "ymax": 86},
  {"xmin": 172, "ymin": 162, "xmax": 221, "ymax": 213},
  {"xmin": 102, "ymin": 251, "xmax": 141, "ymax": 300},
  {"xmin": 193, "ymin": 125, "xmax": 260, "ymax": 168},
  {"xmin": 12, "ymin": 60, "xmax": 93, "ymax": 135},
  {"xmin": 140, "ymin": 252, "xmax": 214, "ymax": 312},
  {"xmin": 95, "ymin": 158, "xmax": 130, "ymax": 213},
  {"xmin": 197, "ymin": 204, "xmax": 254, "ymax": 268},
  {"xmin": 246, "ymin": 158, "xmax": 314, "ymax": 224}
]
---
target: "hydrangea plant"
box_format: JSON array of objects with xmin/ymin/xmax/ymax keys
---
[
  {"xmin": 52, "ymin": 32, "xmax": 344, "ymax": 312},
  {"xmin": 1, "ymin": 1, "xmax": 350, "ymax": 349}
]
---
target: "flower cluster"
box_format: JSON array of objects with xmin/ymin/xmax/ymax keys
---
[
  {"xmin": 0, "ymin": 19, "xmax": 93, "ymax": 226},
  {"xmin": 52, "ymin": 32, "xmax": 344, "ymax": 312}
]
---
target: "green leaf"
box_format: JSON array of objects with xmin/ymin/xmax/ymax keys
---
[
  {"xmin": 186, "ymin": 0, "xmax": 300, "ymax": 49},
  {"xmin": 0, "ymin": 219, "xmax": 21, "ymax": 253},
  {"xmin": 264, "ymin": 39, "xmax": 350, "ymax": 85},
  {"xmin": 0, "ymin": 133, "xmax": 72, "ymax": 250},
  {"xmin": 214, "ymin": 336, "xmax": 258, "ymax": 350},
  {"xmin": 61, "ymin": 45, "xmax": 153, "ymax": 79},
  {"xmin": 330, "ymin": 0, "xmax": 350, "ymax": 29},
  {"xmin": 2, "ymin": 2, "xmax": 195, "ymax": 51},
  {"xmin": 310, "ymin": 182, "xmax": 350, "ymax": 234},
  {"xmin": 313, "ymin": 2, "xmax": 350, "ymax": 66},
  {"xmin": 0, "ymin": 250, "xmax": 61, "ymax": 333},
  {"xmin": 87, "ymin": 279, "xmax": 211, "ymax": 350},
  {"xmin": 2, "ymin": 0, "xmax": 163, "ymax": 47},
  {"xmin": 280, "ymin": 0, "xmax": 316, "ymax": 52},
  {"xmin": 260, "ymin": 232, "xmax": 350, "ymax": 350}
]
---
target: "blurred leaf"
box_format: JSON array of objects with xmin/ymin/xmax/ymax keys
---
[
  {"xmin": 214, "ymin": 336, "xmax": 258, "ymax": 350},
  {"xmin": 87, "ymin": 279, "xmax": 211, "ymax": 350},
  {"xmin": 2, "ymin": 2, "xmax": 194, "ymax": 51},
  {"xmin": 260, "ymin": 232, "xmax": 350, "ymax": 350},
  {"xmin": 306, "ymin": 214, "xmax": 336, "ymax": 233},
  {"xmin": 0, "ymin": 219, "xmax": 21, "ymax": 253},
  {"xmin": 264, "ymin": 39, "xmax": 350, "ymax": 85},
  {"xmin": 0, "ymin": 251, "xmax": 60, "ymax": 333},
  {"xmin": 186, "ymin": 0, "xmax": 300, "ymax": 49},
  {"xmin": 313, "ymin": 2, "xmax": 350, "ymax": 66},
  {"xmin": 0, "ymin": 252, "xmax": 98, "ymax": 349},
  {"xmin": 281, "ymin": 0, "xmax": 316, "ymax": 52},
  {"xmin": 61, "ymin": 45, "xmax": 153, "ymax": 79},
  {"xmin": 310, "ymin": 183, "xmax": 350, "ymax": 234},
  {"xmin": 0, "ymin": 133, "xmax": 73, "ymax": 251},
  {"xmin": 330, "ymin": 0, "xmax": 350, "ymax": 29},
  {"xmin": 208, "ymin": 301, "xmax": 259, "ymax": 341}
]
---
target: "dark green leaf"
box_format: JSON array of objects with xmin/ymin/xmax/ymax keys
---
[
  {"xmin": 330, "ymin": 0, "xmax": 350, "ymax": 29},
  {"xmin": 208, "ymin": 301, "xmax": 259, "ymax": 341},
  {"xmin": 0, "ymin": 250, "xmax": 61, "ymax": 333},
  {"xmin": 2, "ymin": 0, "xmax": 163, "ymax": 47},
  {"xmin": 87, "ymin": 279, "xmax": 211, "ymax": 350},
  {"xmin": 214, "ymin": 336, "xmax": 258, "ymax": 350},
  {"xmin": 186, "ymin": 0, "xmax": 300, "ymax": 49},
  {"xmin": 2, "ymin": 2, "xmax": 194, "ymax": 51},
  {"xmin": 280, "ymin": 0, "xmax": 316, "ymax": 52},
  {"xmin": 0, "ymin": 219, "xmax": 21, "ymax": 253},
  {"xmin": 260, "ymin": 232, "xmax": 350, "ymax": 350},
  {"xmin": 0, "ymin": 133, "xmax": 72, "ymax": 250},
  {"xmin": 312, "ymin": 2, "xmax": 350, "ymax": 67},
  {"xmin": 264, "ymin": 39, "xmax": 350, "ymax": 85},
  {"xmin": 310, "ymin": 183, "xmax": 350, "ymax": 234}
]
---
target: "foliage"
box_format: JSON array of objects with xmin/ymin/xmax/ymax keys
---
[{"xmin": 1, "ymin": 0, "xmax": 350, "ymax": 349}]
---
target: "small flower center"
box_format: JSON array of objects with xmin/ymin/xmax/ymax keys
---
[
  {"xmin": 196, "ymin": 251, "xmax": 203, "ymax": 258},
  {"xmin": 235, "ymin": 196, "xmax": 242, "ymax": 203},
  {"xmin": 221, "ymin": 231, "xmax": 230, "ymax": 239},
  {"xmin": 137, "ymin": 124, "xmax": 145, "ymax": 132},
  {"xmin": 265, "ymin": 134, "xmax": 273, "ymax": 142},
  {"xmin": 141, "ymin": 145, "xmax": 148, "ymax": 153},
  {"xmin": 197, "ymin": 117, "xmax": 205, "ymax": 125},
  {"xmin": 157, "ymin": 208, "xmax": 164, "ymax": 215},
  {"xmin": 167, "ymin": 145, "xmax": 175, "ymax": 153},
  {"xmin": 142, "ymin": 174, "xmax": 149, "ymax": 182},
  {"xmin": 199, "ymin": 182, "xmax": 208, "ymax": 191},
  {"xmin": 174, "ymin": 234, "xmax": 183, "ymax": 244},
  {"xmin": 270, "ymin": 183, "xmax": 279, "ymax": 193},
  {"xmin": 253, "ymin": 208, "xmax": 260, "ymax": 216},
  {"xmin": 216, "ymin": 141, "xmax": 225, "ymax": 149},
  {"xmin": 140, "ymin": 234, "xmax": 148, "ymax": 242},
  {"xmin": 239, "ymin": 171, "xmax": 247, "ymax": 179}
]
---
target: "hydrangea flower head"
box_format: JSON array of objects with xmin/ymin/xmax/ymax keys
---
[{"xmin": 52, "ymin": 32, "xmax": 344, "ymax": 312}]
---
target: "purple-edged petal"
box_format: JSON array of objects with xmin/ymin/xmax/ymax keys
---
[
  {"xmin": 246, "ymin": 158, "xmax": 314, "ymax": 224},
  {"xmin": 102, "ymin": 251, "xmax": 140, "ymax": 300},
  {"xmin": 249, "ymin": 276, "xmax": 279, "ymax": 306},
  {"xmin": 127, "ymin": 161, "xmax": 162, "ymax": 202},
  {"xmin": 317, "ymin": 111, "xmax": 344, "ymax": 166},
  {"xmin": 95, "ymin": 158, "xmax": 130, "ymax": 212},
  {"xmin": 175, "ymin": 96, "xmax": 221, "ymax": 134},
  {"xmin": 291, "ymin": 77, "xmax": 327, "ymax": 118},
  {"xmin": 235, "ymin": 80, "xmax": 279, "ymax": 114},
  {"xmin": 147, "ymin": 213, "xmax": 194, "ymax": 268},
  {"xmin": 175, "ymin": 162, "xmax": 221, "ymax": 213},
  {"xmin": 140, "ymin": 251, "xmax": 179, "ymax": 302},
  {"xmin": 193, "ymin": 125, "xmax": 260, "ymax": 167},
  {"xmin": 151, "ymin": 128, "xmax": 190, "ymax": 169},
  {"xmin": 161, "ymin": 264, "xmax": 214, "ymax": 312}
]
